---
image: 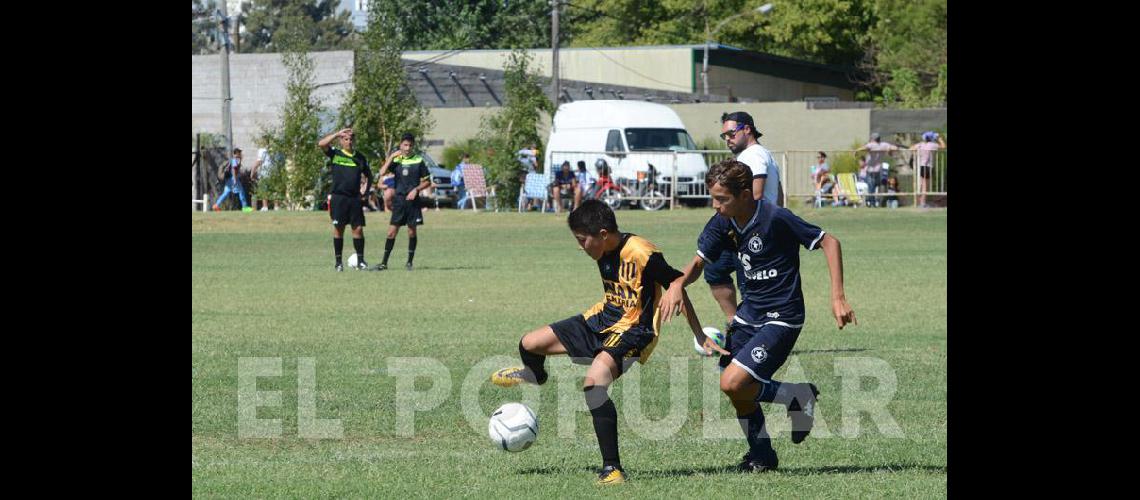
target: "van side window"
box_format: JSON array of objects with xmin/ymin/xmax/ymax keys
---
[{"xmin": 606, "ymin": 129, "xmax": 625, "ymax": 153}]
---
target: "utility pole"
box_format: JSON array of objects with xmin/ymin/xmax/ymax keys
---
[
  {"xmin": 219, "ymin": 2, "xmax": 234, "ymax": 160},
  {"xmin": 551, "ymin": 0, "xmax": 560, "ymax": 106}
]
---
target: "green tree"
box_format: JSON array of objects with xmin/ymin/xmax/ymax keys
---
[
  {"xmin": 192, "ymin": 0, "xmax": 220, "ymax": 54},
  {"xmin": 366, "ymin": 0, "xmax": 562, "ymax": 51},
  {"xmin": 860, "ymin": 0, "xmax": 947, "ymax": 107},
  {"xmin": 238, "ymin": 0, "xmax": 355, "ymax": 53},
  {"xmin": 477, "ymin": 49, "xmax": 555, "ymax": 209},
  {"xmin": 257, "ymin": 17, "xmax": 327, "ymax": 209},
  {"xmin": 337, "ymin": 2, "xmax": 434, "ymax": 164}
]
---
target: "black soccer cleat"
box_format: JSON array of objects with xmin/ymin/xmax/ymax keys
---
[
  {"xmin": 405, "ymin": 262, "xmax": 414, "ymax": 271},
  {"xmin": 335, "ymin": 263, "xmax": 344, "ymax": 272},
  {"xmin": 789, "ymin": 383, "xmax": 820, "ymax": 444},
  {"xmin": 356, "ymin": 259, "xmax": 370, "ymax": 271},
  {"xmin": 373, "ymin": 263, "xmax": 387, "ymax": 271},
  {"xmin": 596, "ymin": 465, "xmax": 626, "ymax": 485},
  {"xmin": 738, "ymin": 450, "xmax": 778, "ymax": 472}
]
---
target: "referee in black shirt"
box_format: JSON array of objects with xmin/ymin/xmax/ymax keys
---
[
  {"xmin": 376, "ymin": 133, "xmax": 432, "ymax": 271},
  {"xmin": 318, "ymin": 128, "xmax": 374, "ymax": 271}
]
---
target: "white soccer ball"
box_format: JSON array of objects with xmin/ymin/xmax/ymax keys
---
[
  {"xmin": 488, "ymin": 402, "xmax": 538, "ymax": 452},
  {"xmin": 347, "ymin": 253, "xmax": 359, "ymax": 268},
  {"xmin": 693, "ymin": 326, "xmax": 726, "ymax": 356}
]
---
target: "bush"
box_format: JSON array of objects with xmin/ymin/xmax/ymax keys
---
[{"xmin": 440, "ymin": 138, "xmax": 482, "ymax": 169}]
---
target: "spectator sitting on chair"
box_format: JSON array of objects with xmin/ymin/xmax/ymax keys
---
[
  {"xmin": 811, "ymin": 153, "xmax": 834, "ymax": 207},
  {"xmin": 574, "ymin": 160, "xmax": 595, "ymax": 210},
  {"xmin": 884, "ymin": 175, "xmax": 901, "ymax": 209},
  {"xmin": 552, "ymin": 161, "xmax": 578, "ymax": 213}
]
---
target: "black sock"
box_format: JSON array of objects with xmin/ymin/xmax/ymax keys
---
[
  {"xmin": 518, "ymin": 341, "xmax": 548, "ymax": 385},
  {"xmin": 407, "ymin": 236, "xmax": 417, "ymax": 264},
  {"xmin": 353, "ymin": 237, "xmax": 365, "ymax": 262},
  {"xmin": 333, "ymin": 238, "xmax": 344, "ymax": 265},
  {"xmin": 737, "ymin": 407, "xmax": 775, "ymax": 456},
  {"xmin": 383, "ymin": 237, "xmax": 395, "ymax": 265},
  {"xmin": 584, "ymin": 385, "xmax": 620, "ymax": 468}
]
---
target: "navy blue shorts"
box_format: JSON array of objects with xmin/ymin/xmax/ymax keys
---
[
  {"xmin": 702, "ymin": 251, "xmax": 738, "ymax": 286},
  {"xmin": 717, "ymin": 321, "xmax": 802, "ymax": 382},
  {"xmin": 383, "ymin": 177, "xmax": 396, "ymax": 188}
]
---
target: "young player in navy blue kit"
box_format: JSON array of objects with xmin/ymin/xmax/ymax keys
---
[
  {"xmin": 660, "ymin": 159, "xmax": 857, "ymax": 472},
  {"xmin": 491, "ymin": 200, "xmax": 723, "ymax": 485}
]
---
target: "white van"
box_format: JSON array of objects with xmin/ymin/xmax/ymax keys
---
[{"xmin": 544, "ymin": 100, "xmax": 707, "ymax": 202}]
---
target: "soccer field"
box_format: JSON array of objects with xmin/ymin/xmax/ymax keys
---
[{"xmin": 192, "ymin": 207, "xmax": 947, "ymax": 497}]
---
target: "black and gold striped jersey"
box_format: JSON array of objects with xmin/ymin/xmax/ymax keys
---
[{"xmin": 582, "ymin": 233, "xmax": 683, "ymax": 362}]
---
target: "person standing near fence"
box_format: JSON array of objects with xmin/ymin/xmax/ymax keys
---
[
  {"xmin": 213, "ymin": 148, "xmax": 252, "ymax": 212},
  {"xmin": 910, "ymin": 132, "xmax": 946, "ymax": 208},
  {"xmin": 855, "ymin": 133, "xmax": 898, "ymax": 208},
  {"xmin": 700, "ymin": 111, "xmax": 783, "ymax": 329}
]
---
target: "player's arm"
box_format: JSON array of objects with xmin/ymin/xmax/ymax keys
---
[
  {"xmin": 318, "ymin": 128, "xmax": 349, "ymax": 152},
  {"xmin": 659, "ymin": 254, "xmax": 707, "ymax": 321},
  {"xmin": 818, "ymin": 233, "xmax": 857, "ymax": 330},
  {"xmin": 752, "ymin": 176, "xmax": 766, "ymax": 201},
  {"xmin": 407, "ymin": 168, "xmax": 431, "ymax": 200},
  {"xmin": 938, "ymin": 136, "xmax": 947, "ymax": 149}
]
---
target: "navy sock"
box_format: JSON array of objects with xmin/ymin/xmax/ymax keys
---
[{"xmin": 737, "ymin": 407, "xmax": 775, "ymax": 456}]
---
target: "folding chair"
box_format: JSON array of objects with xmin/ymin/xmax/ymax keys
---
[
  {"xmin": 519, "ymin": 172, "xmax": 550, "ymax": 213},
  {"xmin": 460, "ymin": 164, "xmax": 493, "ymax": 211},
  {"xmin": 836, "ymin": 173, "xmax": 864, "ymax": 207}
]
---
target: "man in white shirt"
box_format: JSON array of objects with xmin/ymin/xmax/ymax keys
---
[{"xmin": 701, "ymin": 111, "xmax": 785, "ymax": 328}]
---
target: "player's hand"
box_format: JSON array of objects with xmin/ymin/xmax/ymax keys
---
[
  {"xmin": 658, "ymin": 287, "xmax": 684, "ymax": 322},
  {"xmin": 832, "ymin": 298, "xmax": 857, "ymax": 330},
  {"xmin": 388, "ymin": 150, "xmax": 404, "ymax": 161},
  {"xmin": 702, "ymin": 336, "xmax": 730, "ymax": 356},
  {"xmin": 405, "ymin": 191, "xmax": 417, "ymax": 201}
]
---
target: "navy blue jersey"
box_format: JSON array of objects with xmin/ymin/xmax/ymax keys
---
[{"xmin": 696, "ymin": 199, "xmax": 825, "ymax": 325}]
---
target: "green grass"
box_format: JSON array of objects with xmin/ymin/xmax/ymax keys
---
[{"xmin": 192, "ymin": 207, "xmax": 946, "ymax": 497}]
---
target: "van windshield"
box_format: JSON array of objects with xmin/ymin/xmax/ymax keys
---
[{"xmin": 624, "ymin": 128, "xmax": 697, "ymax": 151}]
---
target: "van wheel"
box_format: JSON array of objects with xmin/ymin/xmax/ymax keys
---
[{"xmin": 640, "ymin": 190, "xmax": 667, "ymax": 211}]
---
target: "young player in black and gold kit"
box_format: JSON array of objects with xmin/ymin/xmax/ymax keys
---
[{"xmin": 492, "ymin": 200, "xmax": 726, "ymax": 485}]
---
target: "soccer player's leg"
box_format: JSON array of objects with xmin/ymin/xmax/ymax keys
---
[
  {"xmin": 703, "ymin": 252, "xmax": 739, "ymax": 327},
  {"xmin": 492, "ymin": 325, "xmax": 567, "ymax": 387},
  {"xmin": 380, "ymin": 204, "xmax": 402, "ymax": 270},
  {"xmin": 747, "ymin": 324, "xmax": 817, "ymax": 444},
  {"xmin": 584, "ymin": 350, "xmax": 626, "ymax": 484},
  {"xmin": 720, "ymin": 362, "xmax": 777, "ymax": 472},
  {"xmin": 330, "ymin": 195, "xmax": 348, "ymax": 271}
]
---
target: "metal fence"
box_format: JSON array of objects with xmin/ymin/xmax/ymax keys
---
[{"xmin": 547, "ymin": 148, "xmax": 947, "ymax": 210}]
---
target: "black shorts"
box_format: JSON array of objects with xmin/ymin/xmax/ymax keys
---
[
  {"xmin": 920, "ymin": 165, "xmax": 933, "ymax": 179},
  {"xmin": 390, "ymin": 197, "xmax": 424, "ymax": 227},
  {"xmin": 330, "ymin": 193, "xmax": 365, "ymax": 227},
  {"xmin": 549, "ymin": 315, "xmax": 656, "ymax": 369}
]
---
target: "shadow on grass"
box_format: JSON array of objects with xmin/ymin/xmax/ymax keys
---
[
  {"xmin": 517, "ymin": 463, "xmax": 945, "ymax": 477},
  {"xmin": 791, "ymin": 348, "xmax": 871, "ymax": 355}
]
